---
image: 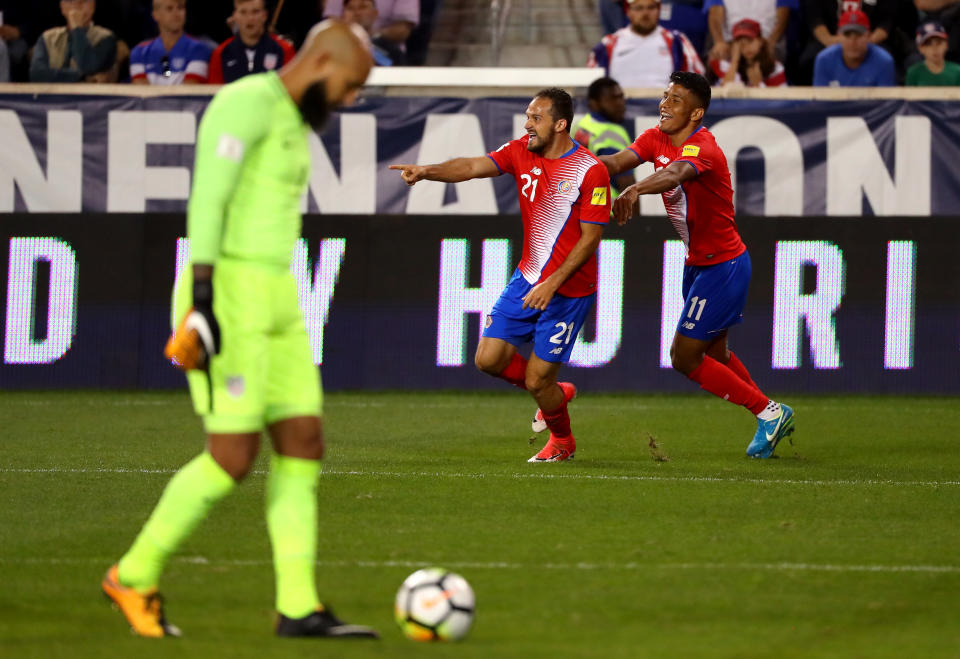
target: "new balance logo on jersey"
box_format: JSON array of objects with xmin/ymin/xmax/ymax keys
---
[
  {"xmin": 657, "ymin": 155, "xmax": 670, "ymax": 165},
  {"xmin": 532, "ymin": 167, "xmax": 542, "ymax": 175},
  {"xmin": 682, "ymin": 321, "xmax": 696, "ymax": 330},
  {"xmin": 549, "ymin": 346, "xmax": 564, "ymax": 355}
]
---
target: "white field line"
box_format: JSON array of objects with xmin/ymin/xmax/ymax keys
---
[
  {"xmin": 1, "ymin": 555, "xmax": 957, "ymax": 574},
  {"xmin": 1, "ymin": 467, "xmax": 958, "ymax": 488}
]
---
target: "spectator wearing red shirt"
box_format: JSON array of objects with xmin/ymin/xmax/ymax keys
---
[{"xmin": 209, "ymin": 0, "xmax": 294, "ymax": 84}]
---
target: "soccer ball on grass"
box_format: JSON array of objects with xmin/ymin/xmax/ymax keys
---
[{"xmin": 394, "ymin": 567, "xmax": 475, "ymax": 641}]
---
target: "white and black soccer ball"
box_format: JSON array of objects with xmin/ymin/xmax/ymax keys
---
[{"xmin": 394, "ymin": 567, "xmax": 475, "ymax": 642}]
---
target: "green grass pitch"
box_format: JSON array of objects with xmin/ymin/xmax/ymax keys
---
[{"xmin": 1, "ymin": 390, "xmax": 959, "ymax": 658}]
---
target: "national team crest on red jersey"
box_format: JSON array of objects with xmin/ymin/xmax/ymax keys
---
[{"xmin": 487, "ymin": 137, "xmax": 611, "ymax": 298}]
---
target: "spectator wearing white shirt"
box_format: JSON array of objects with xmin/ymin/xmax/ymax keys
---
[
  {"xmin": 588, "ymin": 0, "xmax": 705, "ymax": 89},
  {"xmin": 323, "ymin": 0, "xmax": 418, "ymax": 48}
]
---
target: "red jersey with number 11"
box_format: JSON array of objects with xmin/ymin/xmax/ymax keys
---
[
  {"xmin": 629, "ymin": 126, "xmax": 744, "ymax": 266},
  {"xmin": 487, "ymin": 136, "xmax": 611, "ymax": 297}
]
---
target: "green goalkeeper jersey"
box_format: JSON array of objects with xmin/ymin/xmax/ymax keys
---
[{"xmin": 187, "ymin": 72, "xmax": 310, "ymax": 268}]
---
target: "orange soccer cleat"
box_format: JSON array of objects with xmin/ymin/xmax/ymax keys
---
[{"xmin": 101, "ymin": 564, "xmax": 181, "ymax": 638}]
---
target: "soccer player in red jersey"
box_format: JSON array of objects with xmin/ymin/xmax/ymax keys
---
[
  {"xmin": 391, "ymin": 88, "xmax": 612, "ymax": 462},
  {"xmin": 603, "ymin": 71, "xmax": 795, "ymax": 458}
]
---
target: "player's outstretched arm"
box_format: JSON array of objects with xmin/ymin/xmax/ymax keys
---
[
  {"xmin": 389, "ymin": 156, "xmax": 500, "ymax": 186},
  {"xmin": 599, "ymin": 148, "xmax": 642, "ymax": 177},
  {"xmin": 612, "ymin": 161, "xmax": 697, "ymax": 226}
]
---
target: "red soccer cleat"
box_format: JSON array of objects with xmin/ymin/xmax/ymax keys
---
[{"xmin": 528, "ymin": 434, "xmax": 576, "ymax": 463}]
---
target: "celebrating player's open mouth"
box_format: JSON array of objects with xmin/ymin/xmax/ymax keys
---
[{"xmin": 527, "ymin": 130, "xmax": 542, "ymax": 149}]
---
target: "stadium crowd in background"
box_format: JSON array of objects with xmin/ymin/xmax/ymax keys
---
[
  {"xmin": 2, "ymin": 0, "xmax": 438, "ymax": 83},
  {"xmin": 588, "ymin": 0, "xmax": 705, "ymax": 87},
  {"xmin": 208, "ymin": 0, "xmax": 295, "ymax": 83},
  {"xmin": 597, "ymin": 0, "xmax": 960, "ymax": 85},
  {"xmin": 130, "ymin": 0, "xmax": 211, "ymax": 84},
  {"xmin": 323, "ymin": 0, "xmax": 418, "ymax": 51},
  {"xmin": 907, "ymin": 18, "xmax": 960, "ymax": 83},
  {"xmin": 29, "ymin": 0, "xmax": 118, "ymax": 82},
  {"xmin": 711, "ymin": 17, "xmax": 787, "ymax": 86},
  {"xmin": 705, "ymin": 0, "xmax": 794, "ymax": 67},
  {"xmin": 3, "ymin": 0, "xmax": 960, "ymax": 86},
  {"xmin": 812, "ymin": 9, "xmax": 896, "ymax": 85},
  {"xmin": 341, "ymin": 0, "xmax": 407, "ymax": 65}
]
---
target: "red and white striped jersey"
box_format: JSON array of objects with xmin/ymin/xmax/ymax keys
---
[
  {"xmin": 487, "ymin": 136, "xmax": 611, "ymax": 297},
  {"xmin": 629, "ymin": 126, "xmax": 745, "ymax": 266}
]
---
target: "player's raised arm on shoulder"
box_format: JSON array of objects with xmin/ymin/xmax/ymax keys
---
[
  {"xmin": 638, "ymin": 160, "xmax": 698, "ymax": 192},
  {"xmin": 599, "ymin": 148, "xmax": 642, "ymax": 177},
  {"xmin": 389, "ymin": 156, "xmax": 500, "ymax": 187},
  {"xmin": 612, "ymin": 161, "xmax": 698, "ymax": 225}
]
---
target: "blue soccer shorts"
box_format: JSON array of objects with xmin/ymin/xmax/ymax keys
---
[
  {"xmin": 677, "ymin": 250, "xmax": 752, "ymax": 340},
  {"xmin": 482, "ymin": 269, "xmax": 595, "ymax": 363}
]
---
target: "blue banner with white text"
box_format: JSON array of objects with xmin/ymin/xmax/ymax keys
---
[{"xmin": 2, "ymin": 93, "xmax": 960, "ymax": 217}]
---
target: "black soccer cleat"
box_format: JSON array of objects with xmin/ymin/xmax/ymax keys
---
[{"xmin": 276, "ymin": 607, "xmax": 380, "ymax": 639}]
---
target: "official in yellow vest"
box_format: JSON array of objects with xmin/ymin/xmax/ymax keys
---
[{"xmin": 572, "ymin": 76, "xmax": 635, "ymax": 200}]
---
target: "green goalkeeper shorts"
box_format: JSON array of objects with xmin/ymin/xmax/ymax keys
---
[{"xmin": 173, "ymin": 258, "xmax": 322, "ymax": 434}]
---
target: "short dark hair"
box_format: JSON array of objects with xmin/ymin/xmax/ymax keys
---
[
  {"xmin": 587, "ymin": 76, "xmax": 622, "ymax": 102},
  {"xmin": 669, "ymin": 71, "xmax": 711, "ymax": 113},
  {"xmin": 534, "ymin": 87, "xmax": 574, "ymax": 132}
]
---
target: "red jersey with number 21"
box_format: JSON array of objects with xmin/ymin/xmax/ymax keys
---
[
  {"xmin": 629, "ymin": 126, "xmax": 745, "ymax": 266},
  {"xmin": 487, "ymin": 136, "xmax": 611, "ymax": 298}
]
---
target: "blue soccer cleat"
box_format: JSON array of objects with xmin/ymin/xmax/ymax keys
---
[{"xmin": 746, "ymin": 403, "xmax": 795, "ymax": 458}]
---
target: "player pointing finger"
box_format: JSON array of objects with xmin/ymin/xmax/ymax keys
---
[
  {"xmin": 390, "ymin": 88, "xmax": 612, "ymax": 464},
  {"xmin": 388, "ymin": 163, "xmax": 427, "ymax": 185}
]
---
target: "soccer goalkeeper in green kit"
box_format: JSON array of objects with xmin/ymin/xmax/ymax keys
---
[{"xmin": 102, "ymin": 20, "xmax": 378, "ymax": 639}]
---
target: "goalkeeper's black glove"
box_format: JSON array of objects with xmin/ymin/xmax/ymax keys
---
[{"xmin": 164, "ymin": 278, "xmax": 221, "ymax": 371}]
